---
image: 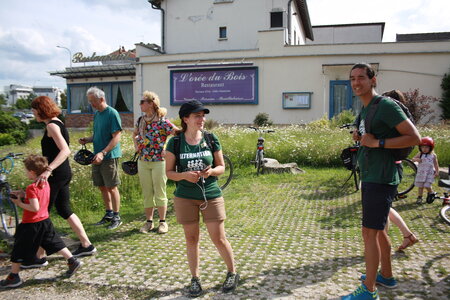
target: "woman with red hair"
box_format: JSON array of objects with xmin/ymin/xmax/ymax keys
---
[{"xmin": 31, "ymin": 96, "xmax": 96, "ymax": 265}]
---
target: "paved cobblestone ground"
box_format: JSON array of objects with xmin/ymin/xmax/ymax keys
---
[{"xmin": 1, "ymin": 182, "xmax": 449, "ymax": 299}]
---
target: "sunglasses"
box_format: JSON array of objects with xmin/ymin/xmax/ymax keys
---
[{"xmin": 140, "ymin": 100, "xmax": 149, "ymax": 105}]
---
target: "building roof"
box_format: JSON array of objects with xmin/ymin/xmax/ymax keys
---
[
  {"xmin": 312, "ymin": 22, "xmax": 385, "ymax": 40},
  {"xmin": 50, "ymin": 64, "xmax": 135, "ymax": 79},
  {"xmin": 396, "ymin": 32, "xmax": 450, "ymax": 42},
  {"xmin": 134, "ymin": 42, "xmax": 163, "ymax": 53},
  {"xmin": 295, "ymin": 0, "xmax": 314, "ymax": 40}
]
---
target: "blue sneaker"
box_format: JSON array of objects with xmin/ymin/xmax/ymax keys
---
[
  {"xmin": 359, "ymin": 272, "xmax": 397, "ymax": 288},
  {"xmin": 341, "ymin": 283, "xmax": 379, "ymax": 300}
]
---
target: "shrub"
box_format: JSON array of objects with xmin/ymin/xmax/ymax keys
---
[
  {"xmin": 28, "ymin": 119, "xmax": 46, "ymax": 129},
  {"xmin": 440, "ymin": 71, "xmax": 450, "ymax": 120},
  {"xmin": 0, "ymin": 133, "xmax": 15, "ymax": 146},
  {"xmin": 0, "ymin": 111, "xmax": 28, "ymax": 145},
  {"xmin": 253, "ymin": 112, "xmax": 273, "ymax": 127},
  {"xmin": 403, "ymin": 89, "xmax": 440, "ymax": 124},
  {"xmin": 9, "ymin": 130, "xmax": 28, "ymax": 144},
  {"xmin": 330, "ymin": 110, "xmax": 356, "ymax": 128},
  {"xmin": 306, "ymin": 114, "xmax": 330, "ymax": 130}
]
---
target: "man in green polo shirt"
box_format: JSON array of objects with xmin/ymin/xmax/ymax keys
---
[
  {"xmin": 79, "ymin": 87, "xmax": 123, "ymax": 230},
  {"xmin": 341, "ymin": 63, "xmax": 420, "ymax": 300}
]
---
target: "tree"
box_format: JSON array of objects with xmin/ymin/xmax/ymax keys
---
[
  {"xmin": 60, "ymin": 90, "xmax": 67, "ymax": 109},
  {"xmin": 0, "ymin": 93, "xmax": 6, "ymax": 109},
  {"xmin": 440, "ymin": 71, "xmax": 450, "ymax": 120},
  {"xmin": 403, "ymin": 89, "xmax": 440, "ymax": 125},
  {"xmin": 15, "ymin": 93, "xmax": 36, "ymax": 109}
]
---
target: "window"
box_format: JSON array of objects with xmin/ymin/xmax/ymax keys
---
[
  {"xmin": 219, "ymin": 26, "xmax": 227, "ymax": 39},
  {"xmin": 270, "ymin": 11, "xmax": 283, "ymax": 28},
  {"xmin": 68, "ymin": 82, "xmax": 133, "ymax": 113}
]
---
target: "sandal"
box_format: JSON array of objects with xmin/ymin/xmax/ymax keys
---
[{"xmin": 397, "ymin": 234, "xmax": 419, "ymax": 252}]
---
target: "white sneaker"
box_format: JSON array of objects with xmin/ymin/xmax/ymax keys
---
[
  {"xmin": 139, "ymin": 221, "xmax": 154, "ymax": 233},
  {"xmin": 157, "ymin": 222, "xmax": 168, "ymax": 234}
]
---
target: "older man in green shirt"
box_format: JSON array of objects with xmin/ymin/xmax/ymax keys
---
[{"xmin": 79, "ymin": 87, "xmax": 123, "ymax": 230}]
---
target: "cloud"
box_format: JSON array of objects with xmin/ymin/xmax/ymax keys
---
[
  {"xmin": 63, "ymin": 26, "xmax": 113, "ymax": 56},
  {"xmin": 0, "ymin": 27, "xmax": 53, "ymax": 61}
]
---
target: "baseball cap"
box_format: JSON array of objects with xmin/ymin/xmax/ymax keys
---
[{"xmin": 179, "ymin": 100, "xmax": 210, "ymax": 119}]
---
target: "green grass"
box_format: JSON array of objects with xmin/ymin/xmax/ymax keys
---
[
  {"xmin": 1, "ymin": 124, "xmax": 449, "ymax": 242},
  {"xmin": 1, "ymin": 125, "xmax": 449, "ymax": 298}
]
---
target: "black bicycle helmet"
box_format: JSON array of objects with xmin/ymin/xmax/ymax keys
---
[
  {"xmin": 121, "ymin": 153, "xmax": 139, "ymax": 175},
  {"xmin": 74, "ymin": 145, "xmax": 95, "ymax": 165}
]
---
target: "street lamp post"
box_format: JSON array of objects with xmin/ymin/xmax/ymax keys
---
[{"xmin": 56, "ymin": 45, "xmax": 72, "ymax": 68}]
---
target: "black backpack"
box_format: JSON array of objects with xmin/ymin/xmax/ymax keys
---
[
  {"xmin": 172, "ymin": 131, "xmax": 218, "ymax": 177},
  {"xmin": 356, "ymin": 95, "xmax": 414, "ymax": 161}
]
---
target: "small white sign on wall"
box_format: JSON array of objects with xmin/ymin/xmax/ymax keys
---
[{"xmin": 282, "ymin": 92, "xmax": 312, "ymax": 109}]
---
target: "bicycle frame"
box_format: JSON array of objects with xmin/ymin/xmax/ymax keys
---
[
  {"xmin": 249, "ymin": 127, "xmax": 274, "ymax": 175},
  {"xmin": 340, "ymin": 123, "xmax": 361, "ymax": 191}
]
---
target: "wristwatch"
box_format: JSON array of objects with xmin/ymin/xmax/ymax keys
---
[
  {"xmin": 379, "ymin": 139, "xmax": 385, "ymax": 148},
  {"xmin": 101, "ymin": 150, "xmax": 108, "ymax": 156}
]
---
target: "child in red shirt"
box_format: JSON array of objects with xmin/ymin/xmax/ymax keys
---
[{"xmin": 0, "ymin": 154, "xmax": 82, "ymax": 289}]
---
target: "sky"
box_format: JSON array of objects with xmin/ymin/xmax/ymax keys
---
[{"xmin": 1, "ymin": 0, "xmax": 449, "ymax": 93}]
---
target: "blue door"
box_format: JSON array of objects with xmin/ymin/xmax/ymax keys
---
[{"xmin": 329, "ymin": 80, "xmax": 362, "ymax": 118}]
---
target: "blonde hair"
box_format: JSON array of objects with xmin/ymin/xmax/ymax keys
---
[{"xmin": 142, "ymin": 91, "xmax": 167, "ymax": 118}]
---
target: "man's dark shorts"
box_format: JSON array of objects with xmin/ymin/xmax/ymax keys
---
[{"xmin": 361, "ymin": 182, "xmax": 397, "ymax": 230}]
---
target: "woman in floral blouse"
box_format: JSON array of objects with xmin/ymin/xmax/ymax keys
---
[{"xmin": 133, "ymin": 91, "xmax": 177, "ymax": 233}]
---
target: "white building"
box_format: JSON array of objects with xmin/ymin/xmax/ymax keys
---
[
  {"xmin": 158, "ymin": 0, "xmax": 312, "ymax": 53},
  {"xmin": 33, "ymin": 86, "xmax": 63, "ymax": 107},
  {"xmin": 4, "ymin": 84, "xmax": 33, "ymax": 107},
  {"xmin": 4, "ymin": 84, "xmax": 63, "ymax": 107},
  {"xmin": 134, "ymin": 0, "xmax": 450, "ymax": 125}
]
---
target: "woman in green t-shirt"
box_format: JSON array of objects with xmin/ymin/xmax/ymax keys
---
[{"xmin": 165, "ymin": 100, "xmax": 239, "ymax": 297}]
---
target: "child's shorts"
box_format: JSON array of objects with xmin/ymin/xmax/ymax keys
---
[
  {"xmin": 11, "ymin": 218, "xmax": 66, "ymax": 264},
  {"xmin": 415, "ymin": 181, "xmax": 432, "ymax": 188}
]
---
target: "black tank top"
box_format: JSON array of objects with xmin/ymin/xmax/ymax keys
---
[{"xmin": 41, "ymin": 120, "xmax": 71, "ymax": 177}]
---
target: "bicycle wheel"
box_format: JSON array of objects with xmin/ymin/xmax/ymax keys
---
[
  {"xmin": 439, "ymin": 205, "xmax": 450, "ymax": 225},
  {"xmin": 218, "ymin": 154, "xmax": 233, "ymax": 190},
  {"xmin": 0, "ymin": 183, "xmax": 19, "ymax": 238},
  {"xmin": 397, "ymin": 159, "xmax": 417, "ymax": 197},
  {"xmin": 256, "ymin": 150, "xmax": 264, "ymax": 175},
  {"xmin": 0, "ymin": 157, "xmax": 14, "ymax": 174}
]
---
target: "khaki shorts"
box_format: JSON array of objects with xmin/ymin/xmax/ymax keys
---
[
  {"xmin": 92, "ymin": 158, "xmax": 121, "ymax": 187},
  {"xmin": 174, "ymin": 197, "xmax": 226, "ymax": 224}
]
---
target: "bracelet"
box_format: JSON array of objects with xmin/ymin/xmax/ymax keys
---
[{"xmin": 45, "ymin": 166, "xmax": 53, "ymax": 173}]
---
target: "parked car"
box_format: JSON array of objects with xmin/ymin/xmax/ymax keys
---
[{"xmin": 12, "ymin": 112, "xmax": 34, "ymax": 119}]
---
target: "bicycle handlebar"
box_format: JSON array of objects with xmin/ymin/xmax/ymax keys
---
[
  {"xmin": 248, "ymin": 127, "xmax": 275, "ymax": 133},
  {"xmin": 0, "ymin": 153, "xmax": 23, "ymax": 162},
  {"xmin": 339, "ymin": 123, "xmax": 357, "ymax": 129}
]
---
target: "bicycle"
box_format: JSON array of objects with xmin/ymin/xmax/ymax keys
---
[
  {"xmin": 0, "ymin": 152, "xmax": 23, "ymax": 238},
  {"xmin": 217, "ymin": 154, "xmax": 233, "ymax": 190},
  {"xmin": 248, "ymin": 126, "xmax": 274, "ymax": 175},
  {"xmin": 340, "ymin": 123, "xmax": 361, "ymax": 191},
  {"xmin": 340, "ymin": 123, "xmax": 417, "ymax": 196},
  {"xmin": 430, "ymin": 167, "xmax": 450, "ymax": 225}
]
